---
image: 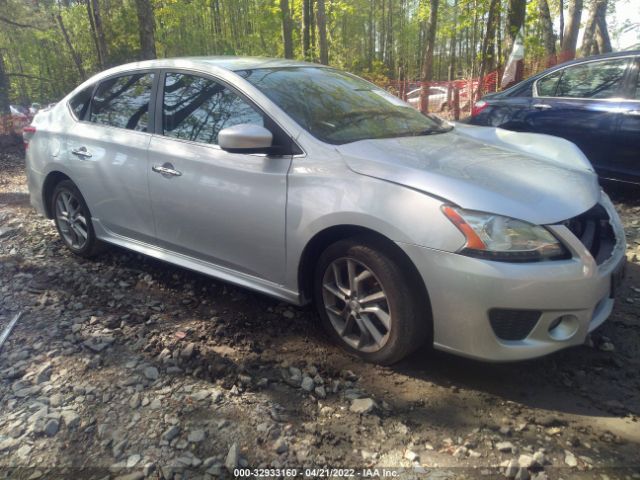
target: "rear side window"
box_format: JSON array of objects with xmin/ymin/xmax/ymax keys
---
[
  {"xmin": 90, "ymin": 73, "xmax": 154, "ymax": 131},
  {"xmin": 536, "ymin": 70, "xmax": 562, "ymax": 97},
  {"xmin": 69, "ymin": 85, "xmax": 94, "ymax": 121},
  {"xmin": 555, "ymin": 59, "xmax": 628, "ymax": 99},
  {"xmin": 162, "ymin": 72, "xmax": 264, "ymax": 145}
]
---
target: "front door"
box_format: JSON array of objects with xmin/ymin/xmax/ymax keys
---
[{"xmin": 147, "ymin": 71, "xmax": 291, "ymax": 284}]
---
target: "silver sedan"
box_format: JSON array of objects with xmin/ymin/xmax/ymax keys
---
[{"xmin": 24, "ymin": 57, "xmax": 626, "ymax": 364}]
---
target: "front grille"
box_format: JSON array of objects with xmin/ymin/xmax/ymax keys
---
[
  {"xmin": 489, "ymin": 309, "xmax": 540, "ymax": 341},
  {"xmin": 562, "ymin": 204, "xmax": 615, "ymax": 265}
]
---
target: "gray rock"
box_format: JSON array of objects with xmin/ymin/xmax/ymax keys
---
[
  {"xmin": 314, "ymin": 386, "xmax": 327, "ymax": 399},
  {"xmin": 129, "ymin": 393, "xmax": 141, "ymax": 409},
  {"xmin": 44, "ymin": 419, "xmax": 59, "ymax": 437},
  {"xmin": 515, "ymin": 468, "xmax": 530, "ymax": 480},
  {"xmin": 225, "ymin": 442, "xmax": 240, "ymax": 472},
  {"xmin": 564, "ymin": 450, "xmax": 578, "ymax": 467},
  {"xmin": 162, "ymin": 425, "xmax": 180, "ymax": 442},
  {"xmin": 274, "ymin": 437, "xmax": 289, "ymax": 454},
  {"xmin": 34, "ymin": 363, "xmax": 52, "ymax": 384},
  {"xmin": 505, "ymin": 459, "xmax": 519, "ymax": 478},
  {"xmin": 518, "ymin": 454, "xmax": 534, "ymax": 469},
  {"xmin": 350, "ymin": 398, "xmax": 377, "ymax": 414},
  {"xmin": 188, "ymin": 429, "xmax": 205, "ymax": 443},
  {"xmin": 113, "ymin": 439, "xmax": 128, "ymax": 458},
  {"xmin": 301, "ymin": 376, "xmax": 315, "ymax": 392},
  {"xmin": 143, "ymin": 366, "xmax": 159, "ymax": 380},
  {"xmin": 49, "ymin": 393, "xmax": 63, "ymax": 407},
  {"xmin": 126, "ymin": 454, "xmax": 141, "ymax": 468},
  {"xmin": 181, "ymin": 343, "xmax": 195, "ymax": 359},
  {"xmin": 496, "ymin": 441, "xmax": 515, "ymax": 453},
  {"xmin": 404, "ymin": 450, "xmax": 420, "ymax": 462},
  {"xmin": 61, "ymin": 410, "xmax": 80, "ymax": 430}
]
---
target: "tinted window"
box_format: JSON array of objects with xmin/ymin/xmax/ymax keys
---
[
  {"xmin": 163, "ymin": 73, "xmax": 264, "ymax": 145},
  {"xmin": 536, "ymin": 70, "xmax": 562, "ymax": 97},
  {"xmin": 555, "ymin": 59, "xmax": 627, "ymax": 99},
  {"xmin": 90, "ymin": 73, "xmax": 154, "ymax": 131},
  {"xmin": 69, "ymin": 85, "xmax": 94, "ymax": 121},
  {"xmin": 240, "ymin": 67, "xmax": 451, "ymax": 145}
]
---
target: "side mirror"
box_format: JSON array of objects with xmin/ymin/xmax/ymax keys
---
[{"xmin": 218, "ymin": 124, "xmax": 273, "ymax": 154}]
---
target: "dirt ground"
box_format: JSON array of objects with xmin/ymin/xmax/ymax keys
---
[{"xmin": 1, "ymin": 144, "xmax": 639, "ymax": 480}]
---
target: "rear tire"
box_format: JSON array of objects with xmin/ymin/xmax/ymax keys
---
[
  {"xmin": 313, "ymin": 236, "xmax": 429, "ymax": 365},
  {"xmin": 51, "ymin": 180, "xmax": 104, "ymax": 258}
]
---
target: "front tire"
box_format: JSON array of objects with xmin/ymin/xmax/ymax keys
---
[
  {"xmin": 313, "ymin": 236, "xmax": 429, "ymax": 365},
  {"xmin": 51, "ymin": 180, "xmax": 104, "ymax": 257}
]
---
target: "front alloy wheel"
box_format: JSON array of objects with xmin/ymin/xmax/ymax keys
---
[
  {"xmin": 314, "ymin": 236, "xmax": 430, "ymax": 365},
  {"xmin": 322, "ymin": 257, "xmax": 392, "ymax": 353}
]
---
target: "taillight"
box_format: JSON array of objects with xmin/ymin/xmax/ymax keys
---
[
  {"xmin": 471, "ymin": 100, "xmax": 488, "ymax": 117},
  {"xmin": 23, "ymin": 125, "xmax": 36, "ymax": 149}
]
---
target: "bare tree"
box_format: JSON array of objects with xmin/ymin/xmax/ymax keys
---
[
  {"xmin": 0, "ymin": 51, "xmax": 9, "ymax": 116},
  {"xmin": 419, "ymin": 0, "xmax": 439, "ymax": 114},
  {"xmin": 538, "ymin": 0, "xmax": 556, "ymax": 63},
  {"xmin": 56, "ymin": 13, "xmax": 86, "ymax": 80},
  {"xmin": 317, "ymin": 0, "xmax": 328, "ymax": 64},
  {"xmin": 561, "ymin": 0, "xmax": 583, "ymax": 60},
  {"xmin": 86, "ymin": 0, "xmax": 108, "ymax": 68},
  {"xmin": 477, "ymin": 0, "xmax": 499, "ymax": 98},
  {"xmin": 280, "ymin": 0, "xmax": 294, "ymax": 59},
  {"xmin": 135, "ymin": 0, "xmax": 157, "ymax": 60},
  {"xmin": 582, "ymin": 0, "xmax": 612, "ymax": 56},
  {"xmin": 506, "ymin": 0, "xmax": 526, "ymax": 56},
  {"xmin": 302, "ymin": 0, "xmax": 312, "ymax": 60}
]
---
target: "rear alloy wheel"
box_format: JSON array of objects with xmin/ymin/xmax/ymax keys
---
[
  {"xmin": 314, "ymin": 237, "xmax": 429, "ymax": 365},
  {"xmin": 52, "ymin": 180, "xmax": 103, "ymax": 257}
]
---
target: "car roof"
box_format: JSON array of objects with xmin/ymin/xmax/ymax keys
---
[{"xmin": 117, "ymin": 56, "xmax": 325, "ymax": 72}]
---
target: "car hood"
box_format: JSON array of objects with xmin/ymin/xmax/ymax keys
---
[{"xmin": 337, "ymin": 125, "xmax": 600, "ymax": 225}]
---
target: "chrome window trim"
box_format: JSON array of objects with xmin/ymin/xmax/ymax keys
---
[{"xmin": 533, "ymin": 55, "xmax": 638, "ymax": 101}]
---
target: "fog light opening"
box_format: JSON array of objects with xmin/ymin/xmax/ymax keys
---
[{"xmin": 548, "ymin": 314, "xmax": 579, "ymax": 341}]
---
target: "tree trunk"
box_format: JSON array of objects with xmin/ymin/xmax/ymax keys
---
[
  {"xmin": 419, "ymin": 0, "xmax": 439, "ymax": 114},
  {"xmin": 559, "ymin": 0, "xmax": 564, "ymax": 46},
  {"xmin": 506, "ymin": 0, "xmax": 526, "ymax": 56},
  {"xmin": 581, "ymin": 0, "xmax": 599, "ymax": 56},
  {"xmin": 477, "ymin": 0, "xmax": 499, "ymax": 99},
  {"xmin": 87, "ymin": 0, "xmax": 108, "ymax": 68},
  {"xmin": 561, "ymin": 0, "xmax": 583, "ymax": 60},
  {"xmin": 447, "ymin": 0, "xmax": 457, "ymax": 82},
  {"xmin": 595, "ymin": 10, "xmax": 612, "ymax": 53},
  {"xmin": 280, "ymin": 0, "xmax": 294, "ymax": 59},
  {"xmin": 317, "ymin": 0, "xmax": 328, "ymax": 64},
  {"xmin": 56, "ymin": 13, "xmax": 86, "ymax": 80},
  {"xmin": 538, "ymin": 0, "xmax": 556, "ymax": 64},
  {"xmin": 135, "ymin": 0, "xmax": 157, "ymax": 60},
  {"xmin": 0, "ymin": 51, "xmax": 9, "ymax": 116},
  {"xmin": 302, "ymin": 0, "xmax": 311, "ymax": 60}
]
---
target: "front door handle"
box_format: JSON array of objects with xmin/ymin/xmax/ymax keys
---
[
  {"xmin": 533, "ymin": 103, "xmax": 552, "ymax": 110},
  {"xmin": 71, "ymin": 146, "xmax": 92, "ymax": 158},
  {"xmin": 152, "ymin": 163, "xmax": 182, "ymax": 177},
  {"xmin": 622, "ymin": 110, "xmax": 640, "ymax": 117}
]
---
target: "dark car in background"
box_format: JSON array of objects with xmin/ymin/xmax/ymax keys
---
[{"xmin": 469, "ymin": 51, "xmax": 640, "ymax": 184}]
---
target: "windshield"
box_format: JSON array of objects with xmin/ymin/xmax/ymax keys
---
[{"xmin": 239, "ymin": 67, "xmax": 452, "ymax": 145}]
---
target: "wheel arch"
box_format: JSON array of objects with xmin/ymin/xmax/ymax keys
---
[
  {"xmin": 41, "ymin": 171, "xmax": 74, "ymax": 219},
  {"xmin": 297, "ymin": 225, "xmax": 433, "ymax": 337}
]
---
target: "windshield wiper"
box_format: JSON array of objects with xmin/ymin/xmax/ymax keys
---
[{"xmin": 412, "ymin": 125, "xmax": 454, "ymax": 136}]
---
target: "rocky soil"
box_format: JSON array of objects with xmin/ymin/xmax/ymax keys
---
[{"xmin": 1, "ymin": 145, "xmax": 639, "ymax": 480}]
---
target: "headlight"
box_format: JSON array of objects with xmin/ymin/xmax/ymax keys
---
[{"xmin": 442, "ymin": 206, "xmax": 568, "ymax": 262}]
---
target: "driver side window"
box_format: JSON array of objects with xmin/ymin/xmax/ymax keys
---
[{"xmin": 162, "ymin": 72, "xmax": 264, "ymax": 145}]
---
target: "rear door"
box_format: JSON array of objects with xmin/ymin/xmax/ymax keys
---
[
  {"xmin": 610, "ymin": 57, "xmax": 640, "ymax": 182},
  {"xmin": 525, "ymin": 57, "xmax": 630, "ymax": 172},
  {"xmin": 65, "ymin": 71, "xmax": 157, "ymax": 243}
]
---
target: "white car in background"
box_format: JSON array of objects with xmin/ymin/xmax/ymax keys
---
[{"xmin": 406, "ymin": 86, "xmax": 450, "ymax": 111}]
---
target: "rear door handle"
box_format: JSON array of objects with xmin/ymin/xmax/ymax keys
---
[
  {"xmin": 622, "ymin": 110, "xmax": 640, "ymax": 117},
  {"xmin": 71, "ymin": 146, "xmax": 92, "ymax": 158},
  {"xmin": 152, "ymin": 164, "xmax": 182, "ymax": 177},
  {"xmin": 533, "ymin": 103, "xmax": 552, "ymax": 110}
]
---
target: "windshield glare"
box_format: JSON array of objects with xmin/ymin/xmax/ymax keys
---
[{"xmin": 239, "ymin": 67, "xmax": 452, "ymax": 145}]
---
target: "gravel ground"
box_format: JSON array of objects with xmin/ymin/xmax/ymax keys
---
[{"xmin": 1, "ymin": 145, "xmax": 639, "ymax": 480}]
